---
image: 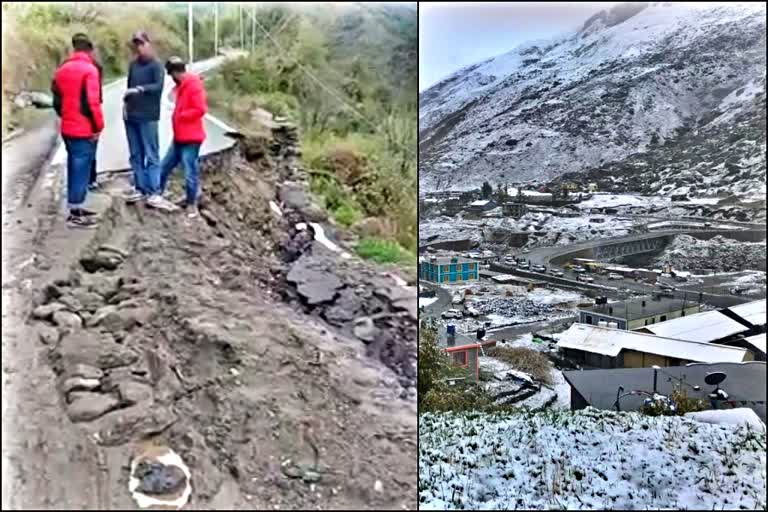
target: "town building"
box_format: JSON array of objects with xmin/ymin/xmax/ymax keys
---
[
  {"xmin": 419, "ymin": 255, "xmax": 479, "ymax": 284},
  {"xmin": 556, "ymin": 323, "xmax": 751, "ymax": 369},
  {"xmin": 720, "ymin": 333, "xmax": 766, "ymax": 362},
  {"xmin": 502, "ymin": 201, "xmax": 528, "ymax": 218},
  {"xmin": 635, "ymin": 309, "xmax": 749, "ymax": 345},
  {"xmin": 466, "ymin": 199, "xmax": 498, "ymax": 214},
  {"xmin": 721, "ymin": 299, "xmax": 766, "ymax": 336},
  {"xmin": 578, "ymin": 296, "xmax": 701, "ymax": 330},
  {"xmin": 563, "ymin": 362, "xmax": 766, "ymax": 421}
]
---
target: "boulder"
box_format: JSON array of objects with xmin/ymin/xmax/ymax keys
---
[
  {"xmin": 118, "ymin": 380, "xmax": 153, "ymax": 406},
  {"xmin": 62, "ymin": 377, "xmax": 101, "ymax": 397},
  {"xmin": 53, "ymin": 311, "xmax": 83, "ymax": 330},
  {"xmin": 80, "ymin": 251, "xmax": 124, "ymax": 273},
  {"xmin": 90, "ymin": 305, "xmax": 153, "ymax": 332},
  {"xmin": 67, "ymin": 392, "xmax": 119, "ymax": 422},
  {"xmin": 67, "ymin": 364, "xmax": 104, "ymax": 380},
  {"xmin": 32, "ymin": 302, "xmax": 66, "ymax": 320},
  {"xmin": 57, "ymin": 330, "xmax": 140, "ymax": 370}
]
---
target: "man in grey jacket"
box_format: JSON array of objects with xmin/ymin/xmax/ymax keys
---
[{"xmin": 123, "ymin": 30, "xmax": 174, "ymax": 210}]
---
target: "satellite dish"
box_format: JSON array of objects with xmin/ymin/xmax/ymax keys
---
[{"xmin": 704, "ymin": 372, "xmax": 727, "ymax": 386}]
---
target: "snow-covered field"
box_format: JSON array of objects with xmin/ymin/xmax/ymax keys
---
[
  {"xmin": 419, "ymin": 297, "xmax": 439, "ymax": 308},
  {"xmin": 419, "ymin": 408, "xmax": 767, "ymax": 510}
]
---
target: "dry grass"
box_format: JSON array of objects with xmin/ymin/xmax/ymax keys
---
[{"xmin": 486, "ymin": 347, "xmax": 553, "ymax": 384}]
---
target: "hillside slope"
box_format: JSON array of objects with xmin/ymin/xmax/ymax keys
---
[{"xmin": 419, "ymin": 2, "xmax": 766, "ymax": 197}]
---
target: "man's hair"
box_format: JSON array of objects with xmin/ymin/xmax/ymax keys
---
[
  {"xmin": 71, "ymin": 33, "xmax": 93, "ymax": 52},
  {"xmin": 165, "ymin": 56, "xmax": 186, "ymax": 74}
]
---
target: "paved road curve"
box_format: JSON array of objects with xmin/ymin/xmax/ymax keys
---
[{"xmin": 51, "ymin": 55, "xmax": 239, "ymax": 173}]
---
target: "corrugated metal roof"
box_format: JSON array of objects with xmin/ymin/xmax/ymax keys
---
[
  {"xmin": 643, "ymin": 310, "xmax": 748, "ymax": 343},
  {"xmin": 728, "ymin": 299, "xmax": 767, "ymax": 327},
  {"xmin": 745, "ymin": 333, "xmax": 766, "ymax": 355},
  {"xmin": 557, "ymin": 324, "xmax": 749, "ymax": 363}
]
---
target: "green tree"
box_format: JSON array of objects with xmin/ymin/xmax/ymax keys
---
[
  {"xmin": 417, "ymin": 321, "xmax": 450, "ymax": 406},
  {"xmin": 481, "ymin": 181, "xmax": 493, "ymax": 199}
]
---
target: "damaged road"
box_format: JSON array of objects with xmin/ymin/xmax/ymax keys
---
[{"xmin": 3, "ymin": 120, "xmax": 416, "ymax": 509}]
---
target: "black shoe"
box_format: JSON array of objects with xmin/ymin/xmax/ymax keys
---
[
  {"xmin": 88, "ymin": 183, "xmax": 102, "ymax": 191},
  {"xmin": 72, "ymin": 207, "xmax": 98, "ymax": 217},
  {"xmin": 66, "ymin": 214, "xmax": 98, "ymax": 229}
]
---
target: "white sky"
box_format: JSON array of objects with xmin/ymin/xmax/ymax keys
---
[{"xmin": 419, "ymin": 2, "xmax": 618, "ymax": 91}]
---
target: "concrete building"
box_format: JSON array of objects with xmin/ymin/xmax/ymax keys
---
[
  {"xmin": 557, "ymin": 323, "xmax": 751, "ymax": 369},
  {"xmin": 419, "ymin": 255, "xmax": 479, "ymax": 284},
  {"xmin": 563, "ymin": 362, "xmax": 767, "ymax": 421},
  {"xmin": 443, "ymin": 343, "xmax": 481, "ymax": 380},
  {"xmin": 502, "ymin": 202, "xmax": 528, "ymax": 218},
  {"xmin": 467, "ymin": 199, "xmax": 497, "ymax": 214},
  {"xmin": 578, "ymin": 297, "xmax": 701, "ymax": 331}
]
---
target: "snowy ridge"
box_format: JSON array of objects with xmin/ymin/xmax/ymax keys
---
[{"xmin": 419, "ymin": 2, "xmax": 766, "ymax": 196}]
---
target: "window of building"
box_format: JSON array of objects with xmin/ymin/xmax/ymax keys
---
[
  {"xmin": 682, "ymin": 310, "xmax": 686, "ymax": 317},
  {"xmin": 452, "ymin": 351, "xmax": 467, "ymax": 366},
  {"xmin": 644, "ymin": 319, "xmax": 649, "ymax": 326},
  {"xmin": 660, "ymin": 315, "xmax": 667, "ymax": 322},
  {"xmin": 586, "ymin": 315, "xmax": 593, "ymax": 325}
]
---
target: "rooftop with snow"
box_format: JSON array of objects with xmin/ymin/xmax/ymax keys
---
[{"xmin": 556, "ymin": 323, "xmax": 750, "ymax": 363}]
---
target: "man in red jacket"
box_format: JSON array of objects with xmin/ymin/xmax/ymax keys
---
[
  {"xmin": 157, "ymin": 56, "xmax": 208, "ymax": 219},
  {"xmin": 51, "ymin": 33, "xmax": 104, "ymax": 228}
]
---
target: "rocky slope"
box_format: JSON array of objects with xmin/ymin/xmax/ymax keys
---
[
  {"xmin": 12, "ymin": 125, "xmax": 417, "ymax": 509},
  {"xmin": 653, "ymin": 234, "xmax": 767, "ymax": 272},
  {"xmin": 419, "ymin": 2, "xmax": 766, "ymax": 198}
]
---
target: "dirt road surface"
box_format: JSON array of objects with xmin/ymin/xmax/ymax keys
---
[{"xmin": 2, "ymin": 116, "xmax": 416, "ymax": 507}]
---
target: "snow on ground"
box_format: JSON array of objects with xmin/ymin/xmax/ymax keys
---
[
  {"xmin": 576, "ymin": 193, "xmax": 668, "ymax": 209},
  {"xmin": 419, "ymin": 408, "xmax": 767, "ymax": 510},
  {"xmin": 685, "ymin": 408, "xmax": 766, "ymax": 431},
  {"xmin": 479, "ymin": 354, "xmax": 570, "ymax": 410},
  {"xmin": 419, "ymin": 297, "xmax": 439, "ymax": 308},
  {"xmin": 526, "ymin": 288, "xmax": 586, "ymax": 306}
]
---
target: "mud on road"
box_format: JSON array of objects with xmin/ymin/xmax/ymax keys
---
[{"xmin": 9, "ymin": 122, "xmax": 417, "ymax": 509}]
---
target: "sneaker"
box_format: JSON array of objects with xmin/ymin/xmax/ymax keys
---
[
  {"xmin": 186, "ymin": 206, "xmax": 199, "ymax": 219},
  {"xmin": 66, "ymin": 214, "xmax": 98, "ymax": 229},
  {"xmin": 72, "ymin": 207, "xmax": 98, "ymax": 217},
  {"xmin": 125, "ymin": 191, "xmax": 145, "ymax": 204},
  {"xmin": 147, "ymin": 195, "xmax": 180, "ymax": 212},
  {"xmin": 88, "ymin": 182, "xmax": 102, "ymax": 192}
]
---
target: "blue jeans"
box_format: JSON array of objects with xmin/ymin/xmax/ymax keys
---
[
  {"xmin": 159, "ymin": 142, "xmax": 202, "ymax": 206},
  {"xmin": 63, "ymin": 136, "xmax": 97, "ymax": 209},
  {"xmin": 124, "ymin": 120, "xmax": 160, "ymax": 195}
]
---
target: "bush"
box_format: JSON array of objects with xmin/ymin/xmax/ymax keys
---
[
  {"xmin": 356, "ymin": 238, "xmax": 405, "ymax": 264},
  {"xmin": 486, "ymin": 347, "xmax": 553, "ymax": 384}
]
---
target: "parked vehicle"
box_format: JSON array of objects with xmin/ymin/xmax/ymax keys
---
[
  {"xmin": 573, "ymin": 266, "xmax": 587, "ymax": 274},
  {"xmin": 465, "ymin": 306, "xmax": 481, "ymax": 317},
  {"xmin": 608, "ymin": 273, "xmax": 623, "ymax": 280},
  {"xmin": 577, "ymin": 274, "xmax": 594, "ymax": 283},
  {"xmin": 532, "ymin": 265, "xmax": 547, "ymax": 273},
  {"xmin": 550, "ymin": 269, "xmax": 564, "ymax": 277},
  {"xmin": 442, "ymin": 309, "xmax": 463, "ymax": 319}
]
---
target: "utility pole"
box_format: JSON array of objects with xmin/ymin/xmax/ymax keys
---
[
  {"xmin": 239, "ymin": 3, "xmax": 244, "ymax": 50},
  {"xmin": 188, "ymin": 2, "xmax": 194, "ymax": 64},
  {"xmin": 214, "ymin": 2, "xmax": 219, "ymax": 56},
  {"xmin": 251, "ymin": 5, "xmax": 256, "ymax": 53}
]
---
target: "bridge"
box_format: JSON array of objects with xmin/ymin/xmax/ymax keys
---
[{"xmin": 528, "ymin": 229, "xmax": 767, "ymax": 267}]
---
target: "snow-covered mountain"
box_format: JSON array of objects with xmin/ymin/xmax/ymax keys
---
[{"xmin": 419, "ymin": 2, "xmax": 767, "ymax": 197}]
